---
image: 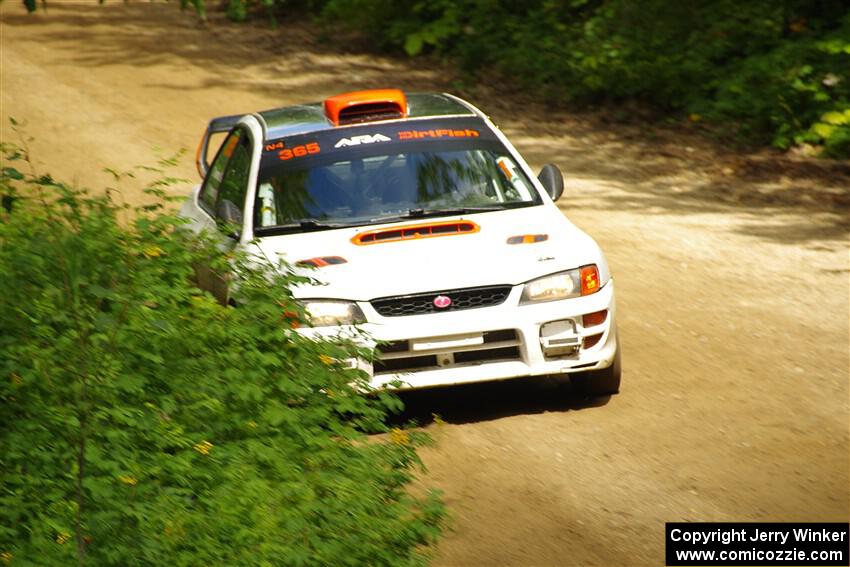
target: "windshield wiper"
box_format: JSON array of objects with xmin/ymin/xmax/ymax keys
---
[
  {"xmin": 402, "ymin": 206, "xmax": 508, "ymax": 219},
  {"xmin": 254, "ymin": 220, "xmax": 354, "ymax": 236},
  {"xmin": 368, "ymin": 206, "xmax": 512, "ymax": 224}
]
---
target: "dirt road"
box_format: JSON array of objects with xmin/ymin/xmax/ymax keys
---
[{"xmin": 2, "ymin": 5, "xmax": 848, "ymax": 566}]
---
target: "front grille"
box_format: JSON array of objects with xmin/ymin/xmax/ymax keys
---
[
  {"xmin": 371, "ymin": 285, "xmax": 512, "ymax": 317},
  {"xmin": 374, "ymin": 329, "xmax": 522, "ymax": 374}
]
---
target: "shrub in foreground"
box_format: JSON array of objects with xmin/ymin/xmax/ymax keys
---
[{"xmin": 0, "ymin": 144, "xmax": 444, "ymax": 566}]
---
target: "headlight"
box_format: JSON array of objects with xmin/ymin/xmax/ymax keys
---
[
  {"xmin": 302, "ymin": 300, "xmax": 366, "ymax": 327},
  {"xmin": 520, "ymin": 265, "xmax": 601, "ymax": 304}
]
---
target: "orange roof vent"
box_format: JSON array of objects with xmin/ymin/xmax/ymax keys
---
[{"xmin": 324, "ymin": 89, "xmax": 408, "ymax": 126}]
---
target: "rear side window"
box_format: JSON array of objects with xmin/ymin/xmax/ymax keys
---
[
  {"xmin": 216, "ymin": 135, "xmax": 251, "ymax": 218},
  {"xmin": 199, "ymin": 129, "xmax": 243, "ymax": 214}
]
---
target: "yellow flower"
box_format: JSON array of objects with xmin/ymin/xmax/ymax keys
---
[
  {"xmin": 118, "ymin": 475, "xmax": 138, "ymax": 486},
  {"xmin": 143, "ymin": 245, "xmax": 163, "ymax": 258},
  {"xmin": 193, "ymin": 440, "xmax": 213, "ymax": 455},
  {"xmin": 319, "ymin": 354, "xmax": 334, "ymax": 366},
  {"xmin": 164, "ymin": 524, "xmax": 185, "ymax": 538},
  {"xmin": 246, "ymin": 420, "xmax": 257, "ymax": 429},
  {"xmin": 56, "ymin": 532, "xmax": 71, "ymax": 545},
  {"xmin": 390, "ymin": 428, "xmax": 410, "ymax": 446},
  {"xmin": 1, "ymin": 551, "xmax": 13, "ymax": 565}
]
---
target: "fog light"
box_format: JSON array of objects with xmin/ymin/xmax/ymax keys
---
[{"xmin": 540, "ymin": 319, "xmax": 580, "ymax": 358}]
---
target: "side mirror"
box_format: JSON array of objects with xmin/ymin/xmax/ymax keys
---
[
  {"xmin": 538, "ymin": 164, "xmax": 564, "ymax": 202},
  {"xmin": 216, "ymin": 199, "xmax": 243, "ymax": 239}
]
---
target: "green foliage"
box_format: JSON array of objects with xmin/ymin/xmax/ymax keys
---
[
  {"xmin": 316, "ymin": 0, "xmax": 850, "ymax": 158},
  {"xmin": 702, "ymin": 15, "xmax": 850, "ymax": 152},
  {"xmin": 20, "ymin": 0, "xmax": 848, "ymax": 156},
  {"xmin": 189, "ymin": 0, "xmax": 207, "ymax": 21},
  {"xmin": 0, "ymin": 136, "xmax": 444, "ymax": 566},
  {"xmin": 813, "ymin": 109, "xmax": 850, "ymax": 158},
  {"xmin": 224, "ymin": 0, "xmax": 281, "ymax": 23},
  {"xmin": 227, "ymin": 0, "xmax": 248, "ymax": 22}
]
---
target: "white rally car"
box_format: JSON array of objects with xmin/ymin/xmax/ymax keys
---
[{"xmin": 180, "ymin": 89, "xmax": 620, "ymax": 396}]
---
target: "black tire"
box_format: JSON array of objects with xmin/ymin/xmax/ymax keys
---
[{"xmin": 572, "ymin": 347, "xmax": 621, "ymax": 397}]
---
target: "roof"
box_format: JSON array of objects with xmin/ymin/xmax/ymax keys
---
[{"xmin": 257, "ymin": 92, "xmax": 478, "ymax": 140}]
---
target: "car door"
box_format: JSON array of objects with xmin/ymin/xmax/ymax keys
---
[{"xmin": 194, "ymin": 127, "xmax": 253, "ymax": 304}]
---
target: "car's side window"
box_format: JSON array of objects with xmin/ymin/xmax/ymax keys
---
[
  {"xmin": 198, "ymin": 129, "xmax": 242, "ymax": 215},
  {"xmin": 215, "ymin": 132, "xmax": 252, "ymax": 224}
]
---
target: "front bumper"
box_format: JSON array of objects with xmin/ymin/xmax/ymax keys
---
[{"xmin": 304, "ymin": 280, "xmax": 617, "ymax": 390}]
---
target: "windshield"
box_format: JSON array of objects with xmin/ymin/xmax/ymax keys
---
[{"xmin": 254, "ymin": 118, "xmax": 542, "ymax": 235}]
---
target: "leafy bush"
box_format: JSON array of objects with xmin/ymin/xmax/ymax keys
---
[
  {"xmin": 21, "ymin": 0, "xmax": 849, "ymax": 155},
  {"xmin": 702, "ymin": 15, "xmax": 850, "ymax": 151},
  {"xmin": 317, "ymin": 0, "xmax": 850, "ymax": 158},
  {"xmin": 0, "ymin": 138, "xmax": 444, "ymax": 566}
]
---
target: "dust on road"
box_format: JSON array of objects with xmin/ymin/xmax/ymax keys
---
[{"xmin": 2, "ymin": 4, "xmax": 848, "ymax": 566}]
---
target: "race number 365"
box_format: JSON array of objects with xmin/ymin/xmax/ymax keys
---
[{"xmin": 279, "ymin": 143, "xmax": 320, "ymax": 161}]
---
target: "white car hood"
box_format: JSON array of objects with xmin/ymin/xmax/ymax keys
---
[{"xmin": 251, "ymin": 205, "xmax": 604, "ymax": 301}]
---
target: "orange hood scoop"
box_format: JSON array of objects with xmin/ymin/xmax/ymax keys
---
[{"xmin": 352, "ymin": 220, "xmax": 480, "ymax": 246}]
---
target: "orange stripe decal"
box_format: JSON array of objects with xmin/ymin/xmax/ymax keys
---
[
  {"xmin": 195, "ymin": 134, "xmax": 206, "ymax": 178},
  {"xmin": 296, "ymin": 256, "xmax": 348, "ymax": 268},
  {"xmin": 222, "ymin": 133, "xmax": 240, "ymax": 158},
  {"xmin": 497, "ymin": 160, "xmax": 513, "ymax": 180}
]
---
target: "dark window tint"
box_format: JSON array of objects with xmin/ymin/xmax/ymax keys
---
[
  {"xmin": 255, "ymin": 147, "xmax": 539, "ymax": 228},
  {"xmin": 199, "ymin": 129, "xmax": 242, "ymax": 214},
  {"xmin": 253, "ymin": 118, "xmax": 542, "ymax": 233},
  {"xmin": 216, "ymin": 134, "xmax": 251, "ymax": 219}
]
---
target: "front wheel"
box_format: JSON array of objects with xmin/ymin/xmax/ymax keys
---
[{"xmin": 571, "ymin": 348, "xmax": 621, "ymax": 397}]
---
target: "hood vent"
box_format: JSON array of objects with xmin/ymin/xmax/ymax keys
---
[
  {"xmin": 352, "ymin": 220, "xmax": 480, "ymax": 246},
  {"xmin": 324, "ymin": 89, "xmax": 407, "ymax": 126}
]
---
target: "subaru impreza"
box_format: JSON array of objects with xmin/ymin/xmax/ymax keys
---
[{"xmin": 180, "ymin": 89, "xmax": 620, "ymax": 395}]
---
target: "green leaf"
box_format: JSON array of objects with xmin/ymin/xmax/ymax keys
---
[
  {"xmin": 263, "ymin": 402, "xmax": 288, "ymax": 426},
  {"xmin": 821, "ymin": 111, "xmax": 850, "ymax": 126},
  {"xmin": 404, "ymin": 33, "xmax": 424, "ymax": 56},
  {"xmin": 811, "ymin": 122, "xmax": 835, "ymax": 139},
  {"xmin": 2, "ymin": 167, "xmax": 23, "ymax": 180}
]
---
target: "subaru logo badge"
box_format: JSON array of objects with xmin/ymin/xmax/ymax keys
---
[{"xmin": 433, "ymin": 295, "xmax": 452, "ymax": 309}]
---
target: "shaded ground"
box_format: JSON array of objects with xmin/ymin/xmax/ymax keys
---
[{"xmin": 2, "ymin": 4, "xmax": 848, "ymax": 566}]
